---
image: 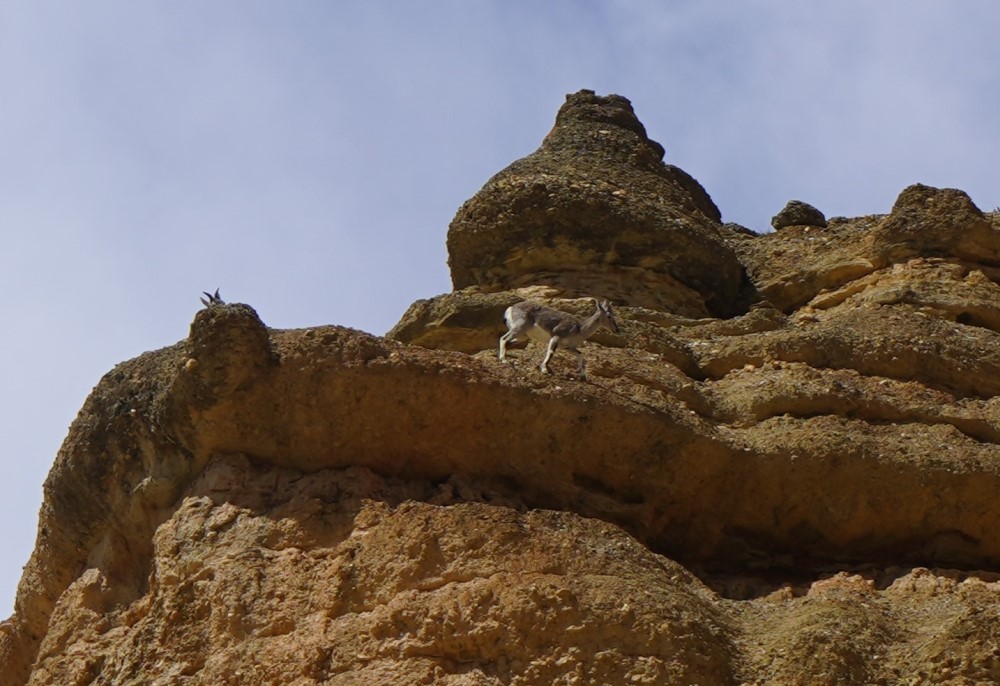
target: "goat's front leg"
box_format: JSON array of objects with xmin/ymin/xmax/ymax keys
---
[
  {"xmin": 567, "ymin": 348, "xmax": 586, "ymax": 379},
  {"xmin": 540, "ymin": 337, "xmax": 559, "ymax": 374}
]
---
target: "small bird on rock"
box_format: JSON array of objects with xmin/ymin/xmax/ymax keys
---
[{"xmin": 200, "ymin": 288, "xmax": 225, "ymax": 308}]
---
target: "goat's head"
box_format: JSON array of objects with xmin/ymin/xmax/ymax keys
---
[{"xmin": 595, "ymin": 298, "xmax": 620, "ymax": 334}]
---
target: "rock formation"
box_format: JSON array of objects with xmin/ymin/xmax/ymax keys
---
[
  {"xmin": 771, "ymin": 199, "xmax": 827, "ymax": 230},
  {"xmin": 5, "ymin": 90, "xmax": 1000, "ymax": 684},
  {"xmin": 444, "ymin": 89, "xmax": 754, "ymax": 319}
]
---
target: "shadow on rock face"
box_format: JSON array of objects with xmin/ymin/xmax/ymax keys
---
[{"xmin": 446, "ymin": 89, "xmax": 756, "ymax": 319}]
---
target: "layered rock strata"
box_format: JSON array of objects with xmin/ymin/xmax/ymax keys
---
[
  {"xmin": 5, "ymin": 90, "xmax": 1000, "ymax": 684},
  {"xmin": 444, "ymin": 89, "xmax": 754, "ymax": 318}
]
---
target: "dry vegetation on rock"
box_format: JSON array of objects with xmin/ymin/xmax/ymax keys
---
[{"xmin": 5, "ymin": 90, "xmax": 1000, "ymax": 684}]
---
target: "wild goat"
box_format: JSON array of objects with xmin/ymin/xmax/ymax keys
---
[
  {"xmin": 200, "ymin": 288, "xmax": 224, "ymax": 307},
  {"xmin": 499, "ymin": 299, "xmax": 619, "ymax": 377}
]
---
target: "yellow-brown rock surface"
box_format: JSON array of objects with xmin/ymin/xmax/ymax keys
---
[
  {"xmin": 5, "ymin": 91, "xmax": 1000, "ymax": 684},
  {"xmin": 444, "ymin": 89, "xmax": 755, "ymax": 318}
]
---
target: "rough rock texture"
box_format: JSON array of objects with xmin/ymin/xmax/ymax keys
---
[
  {"xmin": 26, "ymin": 456, "xmax": 734, "ymax": 685},
  {"xmin": 771, "ymin": 199, "xmax": 827, "ymax": 230},
  {"xmin": 6, "ymin": 91, "xmax": 1000, "ymax": 684},
  {"xmin": 445, "ymin": 89, "xmax": 754, "ymax": 318}
]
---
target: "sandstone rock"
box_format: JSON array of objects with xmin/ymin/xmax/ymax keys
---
[
  {"xmin": 7, "ymin": 92, "xmax": 1000, "ymax": 684},
  {"xmin": 182, "ymin": 302, "xmax": 277, "ymax": 403},
  {"xmin": 771, "ymin": 199, "xmax": 828, "ymax": 230},
  {"xmin": 872, "ymin": 182, "xmax": 1000, "ymax": 264},
  {"xmin": 8, "ymin": 295, "xmax": 1000, "ymax": 683},
  {"xmin": 723, "ymin": 220, "xmax": 758, "ymax": 236},
  {"xmin": 387, "ymin": 289, "xmax": 525, "ymax": 354},
  {"xmin": 728, "ymin": 213, "xmax": 882, "ymax": 312},
  {"xmin": 732, "ymin": 186, "xmax": 1000, "ymax": 313},
  {"xmin": 26, "ymin": 456, "xmax": 736, "ymax": 685},
  {"xmin": 387, "ymin": 289, "xmax": 635, "ymax": 356},
  {"xmin": 446, "ymin": 90, "xmax": 753, "ymax": 318}
]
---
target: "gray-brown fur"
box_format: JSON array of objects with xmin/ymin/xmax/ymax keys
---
[{"xmin": 499, "ymin": 298, "xmax": 619, "ymax": 377}]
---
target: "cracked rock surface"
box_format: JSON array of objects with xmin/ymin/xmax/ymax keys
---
[{"xmin": 6, "ymin": 91, "xmax": 1000, "ymax": 684}]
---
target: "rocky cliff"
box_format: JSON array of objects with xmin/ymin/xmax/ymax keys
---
[{"xmin": 4, "ymin": 90, "xmax": 1000, "ymax": 685}]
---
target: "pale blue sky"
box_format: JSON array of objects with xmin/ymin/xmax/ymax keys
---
[{"xmin": 2, "ymin": 1, "xmax": 998, "ymax": 613}]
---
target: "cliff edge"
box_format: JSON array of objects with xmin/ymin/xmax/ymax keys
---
[{"xmin": 5, "ymin": 90, "xmax": 1000, "ymax": 685}]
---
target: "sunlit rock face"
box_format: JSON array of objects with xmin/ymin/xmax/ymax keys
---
[
  {"xmin": 7, "ymin": 90, "xmax": 1000, "ymax": 685},
  {"xmin": 446, "ymin": 89, "xmax": 753, "ymax": 318}
]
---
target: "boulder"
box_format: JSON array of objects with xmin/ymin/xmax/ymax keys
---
[{"xmin": 771, "ymin": 199, "xmax": 828, "ymax": 230}]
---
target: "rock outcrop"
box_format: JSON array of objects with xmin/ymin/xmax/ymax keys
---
[
  {"xmin": 444, "ymin": 89, "xmax": 753, "ymax": 319},
  {"xmin": 771, "ymin": 199, "xmax": 827, "ymax": 230},
  {"xmin": 5, "ymin": 90, "xmax": 1000, "ymax": 684}
]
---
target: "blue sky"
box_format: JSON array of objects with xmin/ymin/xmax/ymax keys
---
[{"xmin": 2, "ymin": 1, "xmax": 999, "ymax": 613}]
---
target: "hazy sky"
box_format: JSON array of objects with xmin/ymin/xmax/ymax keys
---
[{"xmin": 2, "ymin": 1, "xmax": 998, "ymax": 613}]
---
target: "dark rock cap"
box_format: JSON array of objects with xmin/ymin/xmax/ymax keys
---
[
  {"xmin": 446, "ymin": 90, "xmax": 752, "ymax": 317},
  {"xmin": 771, "ymin": 200, "xmax": 827, "ymax": 230}
]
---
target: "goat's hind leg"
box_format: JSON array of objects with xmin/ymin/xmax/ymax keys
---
[{"xmin": 499, "ymin": 330, "xmax": 518, "ymax": 363}]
